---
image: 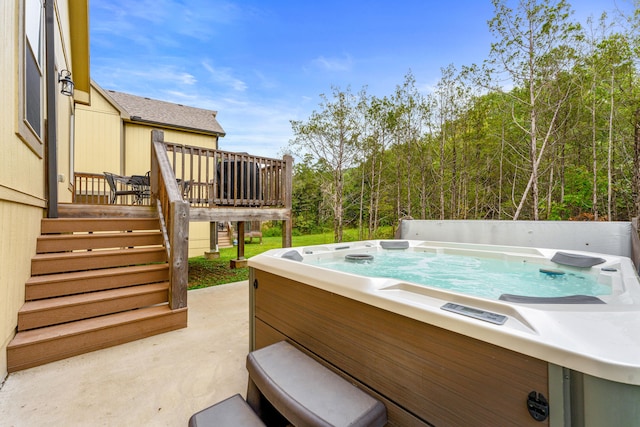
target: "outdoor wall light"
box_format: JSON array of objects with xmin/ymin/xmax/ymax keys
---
[{"xmin": 58, "ymin": 70, "xmax": 74, "ymax": 97}]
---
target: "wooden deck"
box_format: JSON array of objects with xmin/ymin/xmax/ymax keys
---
[
  {"xmin": 7, "ymin": 210, "xmax": 187, "ymax": 372},
  {"xmin": 7, "ymin": 131, "xmax": 292, "ymax": 372},
  {"xmin": 74, "ymin": 131, "xmax": 293, "ymax": 246},
  {"xmin": 7, "ymin": 130, "xmax": 292, "ymax": 371}
]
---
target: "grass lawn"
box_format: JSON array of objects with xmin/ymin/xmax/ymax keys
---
[{"xmin": 188, "ymin": 228, "xmax": 393, "ymax": 289}]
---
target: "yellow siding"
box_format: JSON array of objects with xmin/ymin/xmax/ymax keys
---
[
  {"xmin": 189, "ymin": 222, "xmax": 213, "ymax": 258},
  {"xmin": 0, "ymin": 0, "xmax": 43, "ymax": 377},
  {"xmin": 123, "ymin": 125, "xmax": 217, "ymax": 176},
  {"xmin": 162, "ymin": 129, "xmax": 217, "ymax": 150},
  {"xmin": 74, "ymin": 86, "xmax": 122, "ymax": 174},
  {"xmin": 56, "ymin": 96, "xmax": 74, "ymax": 203},
  {"xmin": 1, "ymin": 0, "xmax": 83, "ymax": 377},
  {"xmin": 0, "ymin": 0, "xmax": 44, "ymax": 199},
  {"xmin": 54, "ymin": 1, "xmax": 78, "ymax": 204},
  {"xmin": 122, "ymin": 124, "xmax": 218, "ymax": 256},
  {"xmin": 0, "ymin": 202, "xmax": 41, "ymax": 377},
  {"xmin": 123, "ymin": 124, "xmax": 153, "ymax": 175}
]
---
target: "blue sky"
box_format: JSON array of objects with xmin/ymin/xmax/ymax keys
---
[{"xmin": 90, "ymin": 0, "xmax": 632, "ymax": 158}]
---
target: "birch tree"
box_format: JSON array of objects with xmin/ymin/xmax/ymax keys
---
[
  {"xmin": 290, "ymin": 87, "xmax": 360, "ymax": 242},
  {"xmin": 488, "ymin": 0, "xmax": 581, "ymax": 220}
]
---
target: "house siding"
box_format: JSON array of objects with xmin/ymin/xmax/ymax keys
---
[
  {"xmin": 0, "ymin": 0, "xmax": 43, "ymax": 378},
  {"xmin": 1, "ymin": 0, "xmax": 85, "ymax": 378},
  {"xmin": 0, "ymin": 203, "xmax": 41, "ymax": 377},
  {"xmin": 75, "ymin": 87, "xmax": 122, "ymax": 174},
  {"xmin": 123, "ymin": 124, "xmax": 217, "ymax": 176},
  {"xmin": 189, "ymin": 222, "xmax": 213, "ymax": 258},
  {"xmin": 76, "ymin": 86, "xmax": 221, "ymax": 258}
]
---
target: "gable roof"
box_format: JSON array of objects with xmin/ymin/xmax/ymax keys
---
[{"xmin": 104, "ymin": 88, "xmax": 226, "ymax": 136}]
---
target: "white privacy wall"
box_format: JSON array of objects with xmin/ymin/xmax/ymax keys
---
[{"xmin": 399, "ymin": 220, "xmax": 633, "ymax": 258}]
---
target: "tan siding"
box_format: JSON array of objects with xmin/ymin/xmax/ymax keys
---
[
  {"xmin": 0, "ymin": 0, "xmax": 47, "ymax": 377},
  {"xmin": 123, "ymin": 125, "xmax": 217, "ymax": 176},
  {"xmin": 74, "ymin": 87, "xmax": 122, "ymax": 174},
  {"xmin": 123, "ymin": 124, "xmax": 152, "ymax": 175},
  {"xmin": 0, "ymin": 202, "xmax": 41, "ymax": 377},
  {"xmin": 1, "ymin": 0, "xmax": 85, "ymax": 377},
  {"xmin": 56, "ymin": 94, "xmax": 74, "ymax": 203},
  {"xmin": 0, "ymin": 0, "xmax": 44, "ymax": 199},
  {"xmin": 54, "ymin": 1, "xmax": 75, "ymax": 203},
  {"xmin": 162, "ymin": 129, "xmax": 217, "ymax": 149},
  {"xmin": 188, "ymin": 222, "xmax": 212, "ymax": 257},
  {"xmin": 123, "ymin": 125, "xmax": 217, "ymax": 257},
  {"xmin": 77, "ymin": 89, "xmax": 220, "ymax": 258}
]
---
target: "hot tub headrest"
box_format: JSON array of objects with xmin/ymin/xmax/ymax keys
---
[
  {"xmin": 551, "ymin": 251, "xmax": 606, "ymax": 268},
  {"xmin": 499, "ymin": 294, "xmax": 606, "ymax": 304},
  {"xmin": 380, "ymin": 240, "xmax": 409, "ymax": 250},
  {"xmin": 282, "ymin": 250, "xmax": 303, "ymax": 262}
]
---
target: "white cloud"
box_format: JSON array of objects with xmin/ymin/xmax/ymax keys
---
[
  {"xmin": 253, "ymin": 71, "xmax": 278, "ymax": 90},
  {"xmin": 202, "ymin": 61, "xmax": 247, "ymax": 92},
  {"xmin": 311, "ymin": 54, "xmax": 353, "ymax": 72},
  {"xmin": 92, "ymin": 0, "xmax": 245, "ymax": 41},
  {"xmin": 95, "ymin": 63, "xmax": 197, "ymax": 90},
  {"xmin": 154, "ymin": 89, "xmax": 301, "ymax": 158}
]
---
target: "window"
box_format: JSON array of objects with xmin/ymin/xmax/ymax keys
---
[{"xmin": 18, "ymin": 0, "xmax": 45, "ymax": 156}]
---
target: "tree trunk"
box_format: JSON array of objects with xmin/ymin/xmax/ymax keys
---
[
  {"xmin": 633, "ymin": 108, "xmax": 640, "ymax": 217},
  {"xmin": 592, "ymin": 72, "xmax": 599, "ymax": 221},
  {"xmin": 498, "ymin": 122, "xmax": 505, "ymax": 219},
  {"xmin": 439, "ymin": 123, "xmax": 446, "ymax": 220},
  {"xmin": 607, "ymin": 68, "xmax": 615, "ymax": 220}
]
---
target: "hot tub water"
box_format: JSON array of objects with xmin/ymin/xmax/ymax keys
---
[{"xmin": 308, "ymin": 250, "xmax": 611, "ymax": 301}]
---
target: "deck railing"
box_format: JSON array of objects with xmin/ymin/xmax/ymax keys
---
[
  {"xmin": 73, "ymin": 172, "xmax": 112, "ymax": 205},
  {"xmin": 151, "ymin": 130, "xmax": 189, "ymax": 310},
  {"xmin": 73, "ymin": 172, "xmax": 152, "ymax": 206},
  {"xmin": 164, "ymin": 142, "xmax": 291, "ymax": 208},
  {"xmin": 74, "ymin": 148, "xmax": 292, "ymax": 209},
  {"xmin": 71, "ymin": 130, "xmax": 293, "ymax": 310}
]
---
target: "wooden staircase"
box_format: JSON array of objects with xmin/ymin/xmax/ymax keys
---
[
  {"xmin": 218, "ymin": 229, "xmax": 233, "ymax": 248},
  {"xmin": 7, "ymin": 213, "xmax": 187, "ymax": 372}
]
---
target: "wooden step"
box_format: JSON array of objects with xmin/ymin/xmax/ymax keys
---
[
  {"xmin": 26, "ymin": 264, "xmax": 170, "ymax": 300},
  {"xmin": 41, "ymin": 217, "xmax": 160, "ymax": 234},
  {"xmin": 57, "ymin": 203, "xmax": 157, "ymax": 219},
  {"xmin": 218, "ymin": 231, "xmax": 233, "ymax": 248},
  {"xmin": 31, "ymin": 247, "xmax": 167, "ymax": 275},
  {"xmin": 7, "ymin": 306, "xmax": 187, "ymax": 372},
  {"xmin": 18, "ymin": 283, "xmax": 169, "ymax": 331},
  {"xmin": 36, "ymin": 231, "xmax": 164, "ymax": 253}
]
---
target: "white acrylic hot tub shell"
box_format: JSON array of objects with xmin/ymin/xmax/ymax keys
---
[{"xmin": 249, "ymin": 240, "xmax": 640, "ymax": 387}]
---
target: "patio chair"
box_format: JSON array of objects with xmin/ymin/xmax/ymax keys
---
[
  {"xmin": 129, "ymin": 172, "xmax": 150, "ymax": 204},
  {"xmin": 104, "ymin": 172, "xmax": 141, "ymax": 204},
  {"xmin": 247, "ymin": 221, "xmax": 262, "ymax": 244},
  {"xmin": 178, "ymin": 179, "xmax": 193, "ymax": 200}
]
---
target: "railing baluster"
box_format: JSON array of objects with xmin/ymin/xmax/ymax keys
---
[{"xmin": 74, "ymin": 142, "xmax": 288, "ymax": 209}]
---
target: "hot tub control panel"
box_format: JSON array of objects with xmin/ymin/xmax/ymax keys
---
[{"xmin": 441, "ymin": 302, "xmax": 507, "ymax": 325}]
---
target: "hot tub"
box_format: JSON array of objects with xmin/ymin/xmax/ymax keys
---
[{"xmin": 249, "ymin": 240, "xmax": 640, "ymax": 426}]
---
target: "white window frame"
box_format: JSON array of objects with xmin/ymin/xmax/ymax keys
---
[{"xmin": 17, "ymin": 0, "xmax": 45, "ymax": 157}]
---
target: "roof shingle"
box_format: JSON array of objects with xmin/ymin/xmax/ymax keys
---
[{"xmin": 106, "ymin": 90, "xmax": 225, "ymax": 136}]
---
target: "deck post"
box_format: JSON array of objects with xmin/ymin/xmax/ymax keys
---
[
  {"xmin": 168, "ymin": 187, "xmax": 189, "ymax": 309},
  {"xmin": 231, "ymin": 221, "xmax": 248, "ymax": 268},
  {"xmin": 282, "ymin": 154, "xmax": 293, "ymax": 248},
  {"xmin": 204, "ymin": 221, "xmax": 220, "ymax": 259}
]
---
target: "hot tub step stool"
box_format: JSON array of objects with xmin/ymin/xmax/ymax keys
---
[
  {"xmin": 246, "ymin": 341, "xmax": 387, "ymax": 427},
  {"xmin": 188, "ymin": 394, "xmax": 265, "ymax": 427},
  {"xmin": 189, "ymin": 341, "xmax": 387, "ymax": 427}
]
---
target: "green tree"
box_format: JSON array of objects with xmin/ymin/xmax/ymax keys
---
[
  {"xmin": 291, "ymin": 154, "xmax": 327, "ymax": 233},
  {"xmin": 488, "ymin": 0, "xmax": 582, "ymax": 220},
  {"xmin": 290, "ymin": 87, "xmax": 360, "ymax": 242}
]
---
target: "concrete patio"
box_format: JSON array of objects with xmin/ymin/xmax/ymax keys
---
[{"xmin": 0, "ymin": 281, "xmax": 249, "ymax": 426}]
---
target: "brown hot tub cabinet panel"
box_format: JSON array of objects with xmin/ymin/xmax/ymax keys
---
[{"xmin": 251, "ymin": 269, "xmax": 549, "ymax": 427}]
